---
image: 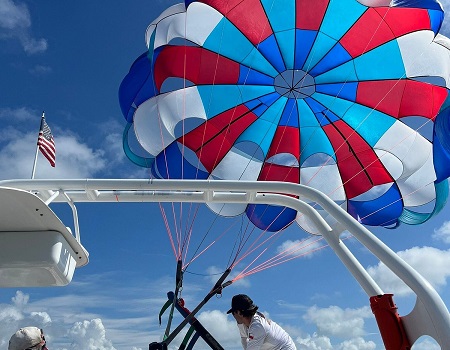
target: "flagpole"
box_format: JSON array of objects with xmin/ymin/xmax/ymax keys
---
[{"xmin": 31, "ymin": 112, "xmax": 45, "ymax": 179}]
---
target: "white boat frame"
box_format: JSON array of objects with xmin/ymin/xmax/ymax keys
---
[{"xmin": 0, "ymin": 178, "xmax": 449, "ymax": 349}]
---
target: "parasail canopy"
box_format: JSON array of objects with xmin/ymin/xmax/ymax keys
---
[{"xmin": 119, "ymin": 0, "xmax": 450, "ymax": 232}]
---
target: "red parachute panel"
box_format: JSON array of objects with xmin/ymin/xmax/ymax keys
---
[
  {"xmin": 296, "ymin": 0, "xmax": 329, "ymax": 30},
  {"xmin": 181, "ymin": 105, "xmax": 257, "ymax": 172},
  {"xmin": 323, "ymin": 120, "xmax": 393, "ymax": 199},
  {"xmin": 340, "ymin": 8, "xmax": 396, "ymax": 58},
  {"xmin": 375, "ymin": 7, "xmax": 431, "ymax": 38},
  {"xmin": 357, "ymin": 80, "xmax": 448, "ymax": 120},
  {"xmin": 154, "ymin": 46, "xmax": 240, "ymax": 90},
  {"xmin": 258, "ymin": 163, "xmax": 299, "ymax": 184},
  {"xmin": 267, "ymin": 126, "xmax": 300, "ymax": 159},
  {"xmin": 197, "ymin": 0, "xmax": 273, "ymax": 44}
]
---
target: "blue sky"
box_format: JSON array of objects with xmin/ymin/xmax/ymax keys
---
[{"xmin": 1, "ymin": 0, "xmax": 450, "ymax": 349}]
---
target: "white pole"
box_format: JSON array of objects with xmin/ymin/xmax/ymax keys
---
[{"xmin": 31, "ymin": 112, "xmax": 45, "ymax": 179}]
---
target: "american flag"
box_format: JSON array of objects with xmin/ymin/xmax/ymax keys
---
[{"xmin": 38, "ymin": 116, "xmax": 56, "ymax": 167}]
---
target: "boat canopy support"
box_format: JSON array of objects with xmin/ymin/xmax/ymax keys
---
[{"xmin": 0, "ymin": 179, "xmax": 449, "ymax": 349}]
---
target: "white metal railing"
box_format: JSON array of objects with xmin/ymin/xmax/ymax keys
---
[{"xmin": 0, "ymin": 178, "xmax": 449, "ymax": 348}]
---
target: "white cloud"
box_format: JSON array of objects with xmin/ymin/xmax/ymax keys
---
[
  {"xmin": 411, "ymin": 336, "xmax": 441, "ymax": 350},
  {"xmin": 441, "ymin": 0, "xmax": 450, "ymax": 36},
  {"xmin": 303, "ymin": 305, "xmax": 372, "ymax": 338},
  {"xmin": 0, "ymin": 128, "xmax": 106, "ymax": 180},
  {"xmin": 0, "ymin": 291, "xmax": 51, "ymax": 349},
  {"xmin": 336, "ymin": 337, "xmax": 376, "ymax": 350},
  {"xmin": 0, "ymin": 0, "xmax": 47, "ymax": 54},
  {"xmin": 367, "ymin": 246, "xmax": 450, "ymax": 296},
  {"xmin": 29, "ymin": 64, "xmax": 52, "ymax": 76},
  {"xmin": 276, "ymin": 238, "xmax": 325, "ymax": 259},
  {"xmin": 297, "ymin": 333, "xmax": 333, "ymax": 350},
  {"xmin": 296, "ymin": 306, "xmax": 377, "ymax": 350},
  {"xmin": 433, "ymin": 221, "xmax": 450, "ymax": 244},
  {"xmin": 197, "ymin": 310, "xmax": 241, "ymax": 349},
  {"xmin": 68, "ymin": 319, "xmax": 116, "ymax": 350},
  {"xmin": 0, "ymin": 106, "xmax": 36, "ymax": 121},
  {"xmin": 0, "ymin": 0, "xmax": 30, "ymax": 29}
]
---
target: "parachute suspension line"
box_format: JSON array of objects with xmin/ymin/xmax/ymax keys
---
[
  {"xmin": 232, "ymin": 226, "xmax": 278, "ymax": 269},
  {"xmin": 237, "ymin": 236, "xmax": 325, "ymax": 280},
  {"xmin": 159, "ymin": 203, "xmax": 178, "ymax": 259},
  {"xmin": 146, "ymin": 24, "xmax": 185, "ymax": 259},
  {"xmin": 226, "ymin": 214, "xmax": 248, "ymax": 268},
  {"xmin": 183, "ymin": 220, "xmax": 239, "ymax": 270},
  {"xmin": 235, "ymin": 236, "xmax": 328, "ymax": 279},
  {"xmin": 234, "ymin": 234, "xmax": 355, "ymax": 281},
  {"xmin": 231, "ymin": 219, "xmax": 295, "ymax": 273},
  {"xmin": 231, "ymin": 207, "xmax": 262, "ymax": 261},
  {"xmin": 229, "ymin": 207, "xmax": 307, "ymax": 278},
  {"xmin": 181, "ymin": 204, "xmax": 201, "ymax": 264}
]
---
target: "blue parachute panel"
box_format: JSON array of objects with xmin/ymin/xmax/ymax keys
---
[
  {"xmin": 297, "ymin": 99, "xmax": 320, "ymax": 127},
  {"xmin": 313, "ymin": 93, "xmax": 353, "ymax": 121},
  {"xmin": 300, "ymin": 126, "xmax": 335, "ymax": 163},
  {"xmin": 320, "ymin": 0, "xmax": 366, "ymax": 41},
  {"xmin": 258, "ymin": 35, "xmax": 286, "ymax": 73},
  {"xmin": 279, "ymin": 99, "xmax": 299, "ymax": 127},
  {"xmin": 261, "ymin": 0, "xmax": 295, "ymax": 32},
  {"xmin": 428, "ymin": 9, "xmax": 444, "ymax": 34},
  {"xmin": 314, "ymin": 59, "xmax": 358, "ymax": 84},
  {"xmin": 354, "ymin": 41, "xmax": 406, "ymax": 81},
  {"xmin": 434, "ymin": 103, "xmax": 450, "ymax": 182},
  {"xmin": 259, "ymin": 92, "xmax": 282, "ymax": 107},
  {"xmin": 197, "ymin": 85, "xmax": 274, "ymax": 119},
  {"xmin": 119, "ymin": 52, "xmax": 157, "ymax": 122},
  {"xmin": 396, "ymin": 0, "xmax": 443, "ymax": 10},
  {"xmin": 204, "ymin": 18, "xmax": 278, "ymax": 77},
  {"xmin": 348, "ymin": 184, "xmax": 403, "ymax": 226},
  {"xmin": 309, "ymin": 43, "xmax": 352, "ymax": 77},
  {"xmin": 315, "ymin": 82, "xmax": 358, "ymax": 102},
  {"xmin": 238, "ymin": 66, "xmax": 274, "ymax": 86},
  {"xmin": 155, "ymin": 142, "xmax": 209, "ymax": 179},
  {"xmin": 275, "ymin": 29, "xmax": 296, "ymax": 69},
  {"xmin": 246, "ymin": 204, "xmax": 297, "ymax": 231},
  {"xmin": 303, "ymin": 32, "xmax": 338, "ymax": 70},
  {"xmin": 294, "ymin": 30, "xmax": 317, "ymax": 69}
]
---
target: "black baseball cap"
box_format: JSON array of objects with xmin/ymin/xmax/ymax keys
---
[{"xmin": 227, "ymin": 294, "xmax": 258, "ymax": 314}]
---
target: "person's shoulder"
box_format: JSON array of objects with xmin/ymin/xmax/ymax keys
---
[{"xmin": 250, "ymin": 314, "xmax": 269, "ymax": 330}]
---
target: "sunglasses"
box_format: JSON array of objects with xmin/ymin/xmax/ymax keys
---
[{"xmin": 25, "ymin": 329, "xmax": 48, "ymax": 350}]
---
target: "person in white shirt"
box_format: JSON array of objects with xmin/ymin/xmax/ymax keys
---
[{"xmin": 227, "ymin": 294, "xmax": 297, "ymax": 350}]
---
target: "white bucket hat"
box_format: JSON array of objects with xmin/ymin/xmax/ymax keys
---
[{"xmin": 8, "ymin": 327, "xmax": 45, "ymax": 350}]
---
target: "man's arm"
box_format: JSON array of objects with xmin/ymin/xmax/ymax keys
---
[{"xmin": 238, "ymin": 323, "xmax": 248, "ymax": 349}]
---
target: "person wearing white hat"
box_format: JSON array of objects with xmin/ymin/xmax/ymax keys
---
[
  {"xmin": 227, "ymin": 294, "xmax": 296, "ymax": 350},
  {"xmin": 8, "ymin": 327, "xmax": 48, "ymax": 350}
]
